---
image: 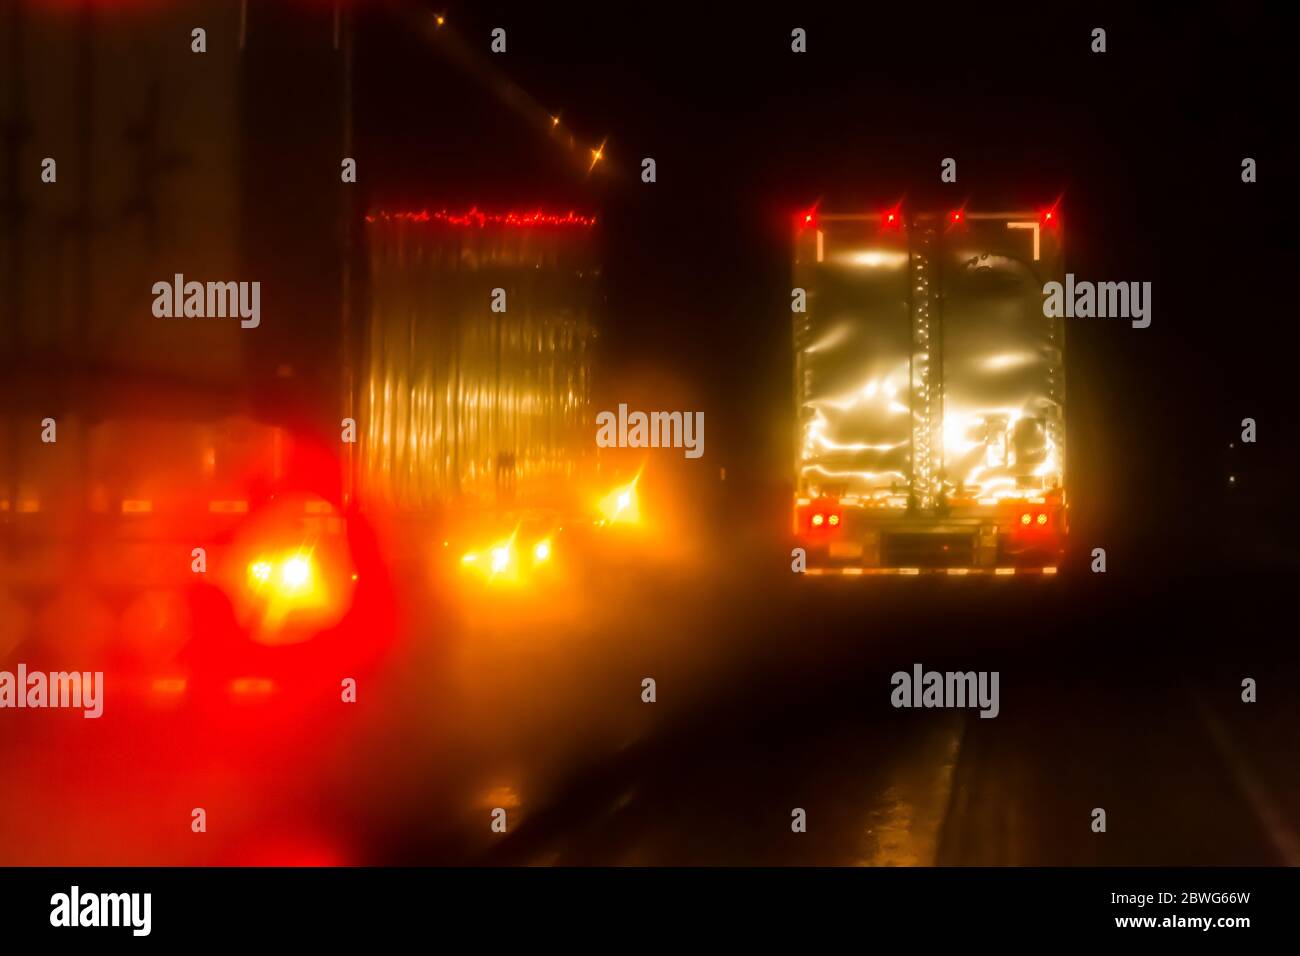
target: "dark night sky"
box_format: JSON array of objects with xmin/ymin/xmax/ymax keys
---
[{"xmin": 348, "ymin": 3, "xmax": 1296, "ymax": 571}]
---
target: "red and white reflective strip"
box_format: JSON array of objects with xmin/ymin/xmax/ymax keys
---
[{"xmin": 804, "ymin": 566, "xmax": 1058, "ymax": 577}]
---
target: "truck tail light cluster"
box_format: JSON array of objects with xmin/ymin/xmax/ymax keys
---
[
  {"xmin": 803, "ymin": 501, "xmax": 842, "ymax": 532},
  {"xmin": 1018, "ymin": 511, "xmax": 1049, "ymax": 528}
]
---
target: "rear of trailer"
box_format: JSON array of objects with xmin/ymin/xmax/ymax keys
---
[{"xmin": 792, "ymin": 208, "xmax": 1066, "ymax": 573}]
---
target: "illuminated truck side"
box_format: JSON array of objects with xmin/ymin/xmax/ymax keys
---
[
  {"xmin": 360, "ymin": 209, "xmax": 600, "ymax": 579},
  {"xmin": 793, "ymin": 207, "xmax": 1066, "ymax": 572}
]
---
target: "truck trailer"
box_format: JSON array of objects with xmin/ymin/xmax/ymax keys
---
[
  {"xmin": 360, "ymin": 208, "xmax": 602, "ymax": 582},
  {"xmin": 793, "ymin": 207, "xmax": 1066, "ymax": 572},
  {"xmin": 360, "ymin": 208, "xmax": 598, "ymax": 515}
]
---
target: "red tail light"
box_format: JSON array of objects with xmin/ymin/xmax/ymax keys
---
[
  {"xmin": 800, "ymin": 496, "xmax": 842, "ymax": 535},
  {"xmin": 800, "ymin": 498, "xmax": 842, "ymax": 533}
]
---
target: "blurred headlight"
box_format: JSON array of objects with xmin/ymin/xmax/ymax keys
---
[
  {"xmin": 281, "ymin": 557, "xmax": 312, "ymax": 591},
  {"xmin": 599, "ymin": 481, "xmax": 640, "ymax": 525},
  {"xmin": 247, "ymin": 553, "xmax": 318, "ymax": 602}
]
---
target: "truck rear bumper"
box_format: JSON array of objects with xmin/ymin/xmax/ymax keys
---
[{"xmin": 795, "ymin": 510, "xmax": 1064, "ymax": 573}]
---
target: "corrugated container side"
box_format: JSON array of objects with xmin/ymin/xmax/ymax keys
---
[{"xmin": 361, "ymin": 215, "xmax": 598, "ymax": 514}]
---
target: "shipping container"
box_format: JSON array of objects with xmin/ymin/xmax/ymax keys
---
[
  {"xmin": 0, "ymin": 1, "xmax": 264, "ymax": 569},
  {"xmin": 0, "ymin": 2, "xmax": 354, "ymax": 664}
]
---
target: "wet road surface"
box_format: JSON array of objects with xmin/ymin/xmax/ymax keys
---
[{"xmin": 1, "ymin": 524, "xmax": 1295, "ymax": 867}]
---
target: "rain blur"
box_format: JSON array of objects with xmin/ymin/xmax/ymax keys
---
[{"xmin": 1, "ymin": 3, "xmax": 1297, "ymax": 867}]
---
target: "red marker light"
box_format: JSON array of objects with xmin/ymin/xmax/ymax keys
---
[
  {"xmin": 811, "ymin": 513, "xmax": 825, "ymax": 527},
  {"xmin": 1020, "ymin": 513, "xmax": 1031, "ymax": 526},
  {"xmin": 951, "ymin": 211, "xmax": 962, "ymax": 223},
  {"xmin": 828, "ymin": 514, "xmax": 840, "ymax": 527},
  {"xmin": 365, "ymin": 208, "xmax": 596, "ymax": 228}
]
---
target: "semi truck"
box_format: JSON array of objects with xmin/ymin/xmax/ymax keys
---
[
  {"xmin": 0, "ymin": 1, "xmax": 387, "ymax": 698},
  {"xmin": 0, "ymin": 2, "xmax": 604, "ymax": 696},
  {"xmin": 792, "ymin": 207, "xmax": 1066, "ymax": 572}
]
